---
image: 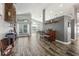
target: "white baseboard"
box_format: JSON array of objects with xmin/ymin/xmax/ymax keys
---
[
  {"xmin": 71, "ymin": 38, "xmax": 77, "ymax": 41},
  {"xmin": 56, "ymin": 40, "xmax": 71, "ymax": 45}
]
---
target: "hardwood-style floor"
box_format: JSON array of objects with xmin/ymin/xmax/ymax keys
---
[
  {"xmin": 13, "ymin": 33, "xmax": 52, "ymax": 56},
  {"xmin": 11, "ymin": 33, "xmax": 79, "ymax": 56}
]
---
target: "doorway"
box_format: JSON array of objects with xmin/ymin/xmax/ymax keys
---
[
  {"xmin": 17, "ymin": 22, "xmax": 30, "ymax": 37},
  {"xmin": 19, "ymin": 23, "xmax": 27, "ymax": 34}
]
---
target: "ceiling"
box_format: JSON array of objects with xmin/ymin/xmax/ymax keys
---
[{"xmin": 15, "ymin": 3, "xmax": 76, "ymax": 22}]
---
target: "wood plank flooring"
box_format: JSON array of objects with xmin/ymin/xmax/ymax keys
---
[
  {"xmin": 11, "ymin": 33, "xmax": 79, "ymax": 56},
  {"xmin": 13, "ymin": 33, "xmax": 52, "ymax": 56},
  {"xmin": 39, "ymin": 36, "xmax": 79, "ymax": 56}
]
